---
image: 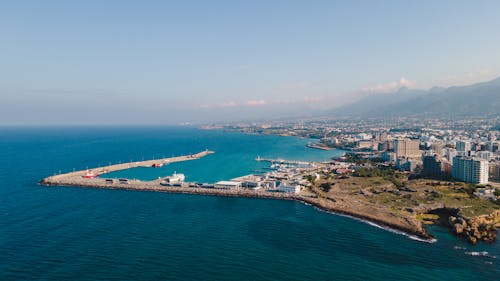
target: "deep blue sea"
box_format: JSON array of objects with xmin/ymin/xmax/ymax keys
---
[{"xmin": 1, "ymin": 126, "xmax": 499, "ymax": 281}]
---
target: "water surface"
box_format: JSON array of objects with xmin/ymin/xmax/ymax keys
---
[{"xmin": 0, "ymin": 126, "xmax": 498, "ymax": 280}]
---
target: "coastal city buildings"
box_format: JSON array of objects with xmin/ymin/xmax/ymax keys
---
[
  {"xmin": 394, "ymin": 139, "xmax": 421, "ymax": 159},
  {"xmin": 452, "ymin": 156, "xmax": 489, "ymax": 184},
  {"xmin": 490, "ymin": 163, "xmax": 500, "ymax": 182},
  {"xmin": 214, "ymin": 115, "xmax": 500, "ymax": 187},
  {"xmin": 422, "ymin": 155, "xmax": 443, "ymax": 178},
  {"xmin": 456, "ymin": 140, "xmax": 471, "ymax": 153}
]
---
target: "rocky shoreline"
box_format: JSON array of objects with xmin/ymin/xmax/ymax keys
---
[{"xmin": 449, "ymin": 210, "xmax": 500, "ymax": 244}]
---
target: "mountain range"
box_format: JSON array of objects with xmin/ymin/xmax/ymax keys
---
[{"xmin": 331, "ymin": 77, "xmax": 500, "ymax": 117}]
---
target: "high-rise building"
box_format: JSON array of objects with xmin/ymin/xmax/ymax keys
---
[
  {"xmin": 422, "ymin": 155, "xmax": 442, "ymax": 178},
  {"xmin": 489, "ymin": 163, "xmax": 500, "ymax": 181},
  {"xmin": 490, "ymin": 142, "xmax": 499, "ymax": 153},
  {"xmin": 476, "ymin": 151, "xmax": 492, "ymax": 161},
  {"xmin": 444, "ymin": 148, "xmax": 457, "ymax": 163},
  {"xmin": 377, "ymin": 141, "xmax": 388, "ymax": 151},
  {"xmin": 381, "ymin": 151, "xmax": 396, "ymax": 163},
  {"xmin": 394, "ymin": 139, "xmax": 421, "ymax": 159},
  {"xmin": 430, "ymin": 143, "xmax": 442, "ymax": 160},
  {"xmin": 456, "ymin": 140, "xmax": 471, "ymax": 152},
  {"xmin": 375, "ymin": 131, "xmax": 388, "ymax": 142},
  {"xmin": 452, "ymin": 156, "xmax": 489, "ymax": 184}
]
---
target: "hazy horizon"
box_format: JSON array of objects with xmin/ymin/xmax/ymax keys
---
[{"xmin": 2, "ymin": 0, "xmax": 500, "ymax": 125}]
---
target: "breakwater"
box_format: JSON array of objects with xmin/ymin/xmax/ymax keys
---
[{"xmin": 44, "ymin": 150, "xmax": 214, "ymax": 182}]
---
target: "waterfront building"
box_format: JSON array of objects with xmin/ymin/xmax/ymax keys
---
[
  {"xmin": 452, "ymin": 156, "xmax": 489, "ymax": 184},
  {"xmin": 214, "ymin": 181, "xmax": 242, "ymax": 189},
  {"xmin": 394, "ymin": 139, "xmax": 421, "ymax": 159}
]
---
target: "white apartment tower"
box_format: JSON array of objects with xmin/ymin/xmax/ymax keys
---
[{"xmin": 452, "ymin": 156, "xmax": 489, "ymax": 184}]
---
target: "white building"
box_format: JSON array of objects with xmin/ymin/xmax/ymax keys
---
[
  {"xmin": 444, "ymin": 148, "xmax": 458, "ymax": 163},
  {"xmin": 452, "ymin": 156, "xmax": 489, "ymax": 184},
  {"xmin": 214, "ymin": 181, "xmax": 242, "ymax": 189},
  {"xmin": 394, "ymin": 139, "xmax": 421, "ymax": 159},
  {"xmin": 476, "ymin": 151, "xmax": 492, "ymax": 161}
]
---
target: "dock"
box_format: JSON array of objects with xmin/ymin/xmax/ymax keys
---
[
  {"xmin": 43, "ymin": 150, "xmax": 214, "ymax": 184},
  {"xmin": 39, "ymin": 149, "xmax": 300, "ymax": 201},
  {"xmin": 306, "ymin": 142, "xmax": 333, "ymax": 150},
  {"xmin": 39, "ymin": 149, "xmax": 311, "ymax": 202},
  {"xmin": 255, "ymin": 156, "xmax": 311, "ymax": 166}
]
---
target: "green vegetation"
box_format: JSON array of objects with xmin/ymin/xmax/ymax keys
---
[
  {"xmin": 313, "ymin": 173, "xmax": 499, "ymax": 219},
  {"xmin": 303, "ymin": 175, "xmax": 315, "ymax": 184},
  {"xmin": 353, "ymin": 167, "xmax": 405, "ymax": 188},
  {"xmin": 319, "ymin": 182, "xmax": 332, "ymax": 192},
  {"xmin": 344, "ymin": 154, "xmax": 384, "ymax": 165}
]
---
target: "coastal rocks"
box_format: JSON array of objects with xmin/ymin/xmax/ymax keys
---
[{"xmin": 449, "ymin": 211, "xmax": 500, "ymax": 244}]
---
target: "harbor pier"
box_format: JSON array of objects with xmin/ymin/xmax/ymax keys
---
[{"xmin": 43, "ymin": 150, "xmax": 214, "ymax": 184}]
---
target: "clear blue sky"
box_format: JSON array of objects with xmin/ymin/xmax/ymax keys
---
[{"xmin": 1, "ymin": 0, "xmax": 500, "ymax": 125}]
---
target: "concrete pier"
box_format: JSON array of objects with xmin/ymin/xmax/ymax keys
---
[
  {"xmin": 255, "ymin": 156, "xmax": 311, "ymax": 166},
  {"xmin": 43, "ymin": 150, "xmax": 214, "ymax": 183}
]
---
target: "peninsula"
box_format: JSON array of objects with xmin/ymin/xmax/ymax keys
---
[{"xmin": 40, "ymin": 150, "xmax": 499, "ymax": 244}]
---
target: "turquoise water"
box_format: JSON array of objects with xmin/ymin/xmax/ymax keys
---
[
  {"xmin": 100, "ymin": 130, "xmax": 343, "ymax": 182},
  {"xmin": 0, "ymin": 126, "xmax": 499, "ymax": 280}
]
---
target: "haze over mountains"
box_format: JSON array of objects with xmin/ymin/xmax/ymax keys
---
[{"xmin": 331, "ymin": 77, "xmax": 500, "ymax": 117}]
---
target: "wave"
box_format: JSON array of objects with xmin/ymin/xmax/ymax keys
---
[
  {"xmin": 464, "ymin": 251, "xmax": 496, "ymax": 259},
  {"xmin": 361, "ymin": 217, "xmax": 437, "ymax": 243}
]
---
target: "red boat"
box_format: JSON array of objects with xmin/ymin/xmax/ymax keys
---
[
  {"xmin": 151, "ymin": 163, "xmax": 163, "ymax": 168},
  {"xmin": 82, "ymin": 170, "xmax": 99, "ymax": 178}
]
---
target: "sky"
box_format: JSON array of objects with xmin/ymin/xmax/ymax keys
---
[{"xmin": 1, "ymin": 0, "xmax": 500, "ymax": 125}]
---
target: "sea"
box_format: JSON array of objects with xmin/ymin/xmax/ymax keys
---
[{"xmin": 0, "ymin": 126, "xmax": 499, "ymax": 281}]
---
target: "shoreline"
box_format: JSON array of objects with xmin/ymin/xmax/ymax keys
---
[{"xmin": 39, "ymin": 178, "xmax": 434, "ymax": 242}]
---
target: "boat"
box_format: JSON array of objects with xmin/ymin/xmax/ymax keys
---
[
  {"xmin": 82, "ymin": 170, "xmax": 99, "ymax": 178},
  {"xmin": 160, "ymin": 172, "xmax": 186, "ymax": 186},
  {"xmin": 151, "ymin": 163, "xmax": 163, "ymax": 168}
]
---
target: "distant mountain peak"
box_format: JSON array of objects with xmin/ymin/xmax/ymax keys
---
[{"xmin": 330, "ymin": 76, "xmax": 500, "ymax": 117}]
